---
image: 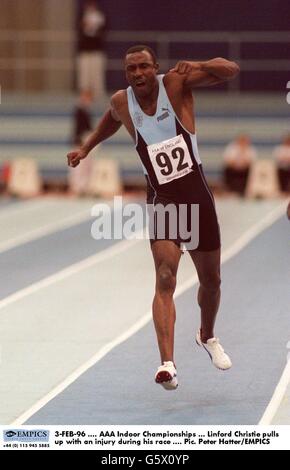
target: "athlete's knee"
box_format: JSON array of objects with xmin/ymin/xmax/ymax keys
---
[
  {"xmin": 156, "ymin": 265, "xmax": 176, "ymax": 294},
  {"xmin": 200, "ymin": 273, "xmax": 221, "ymax": 293}
]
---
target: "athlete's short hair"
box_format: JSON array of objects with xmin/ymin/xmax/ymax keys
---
[{"xmin": 125, "ymin": 45, "xmax": 157, "ymax": 64}]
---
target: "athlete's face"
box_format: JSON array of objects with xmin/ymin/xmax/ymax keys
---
[{"xmin": 125, "ymin": 51, "xmax": 159, "ymax": 97}]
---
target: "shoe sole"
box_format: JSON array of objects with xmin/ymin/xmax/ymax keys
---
[
  {"xmin": 195, "ymin": 338, "xmax": 231, "ymax": 371},
  {"xmin": 155, "ymin": 371, "xmax": 178, "ymax": 390}
]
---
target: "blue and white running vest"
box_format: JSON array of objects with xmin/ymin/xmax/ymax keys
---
[{"xmin": 127, "ymin": 74, "xmax": 202, "ymax": 193}]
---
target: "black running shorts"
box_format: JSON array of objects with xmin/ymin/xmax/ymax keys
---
[{"xmin": 146, "ymin": 165, "xmax": 221, "ymax": 252}]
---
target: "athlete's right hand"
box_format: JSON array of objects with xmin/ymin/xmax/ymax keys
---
[
  {"xmin": 67, "ymin": 148, "xmax": 88, "ymax": 168},
  {"xmin": 170, "ymin": 61, "xmax": 201, "ymax": 75}
]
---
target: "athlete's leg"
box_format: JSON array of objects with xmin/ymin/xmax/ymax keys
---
[
  {"xmin": 151, "ymin": 240, "xmax": 182, "ymax": 363},
  {"xmin": 188, "ymin": 248, "xmax": 221, "ymax": 342}
]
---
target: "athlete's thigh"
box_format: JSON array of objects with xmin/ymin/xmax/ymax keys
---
[
  {"xmin": 188, "ymin": 247, "xmax": 221, "ymax": 281},
  {"xmin": 151, "ymin": 240, "xmax": 182, "ymax": 275}
]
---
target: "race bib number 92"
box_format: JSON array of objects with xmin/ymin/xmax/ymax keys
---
[{"xmin": 147, "ymin": 134, "xmax": 194, "ymax": 185}]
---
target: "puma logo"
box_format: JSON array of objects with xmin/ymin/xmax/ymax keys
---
[{"xmin": 157, "ymin": 111, "xmax": 170, "ymax": 122}]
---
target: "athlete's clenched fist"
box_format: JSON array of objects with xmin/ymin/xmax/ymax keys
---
[
  {"xmin": 67, "ymin": 148, "xmax": 88, "ymax": 168},
  {"xmin": 170, "ymin": 61, "xmax": 201, "ymax": 75}
]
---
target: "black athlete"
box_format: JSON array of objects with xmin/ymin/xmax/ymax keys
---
[{"xmin": 67, "ymin": 45, "xmax": 240, "ymax": 389}]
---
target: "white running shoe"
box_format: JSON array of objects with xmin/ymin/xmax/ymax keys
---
[
  {"xmin": 196, "ymin": 329, "xmax": 232, "ymax": 370},
  {"xmin": 155, "ymin": 361, "xmax": 178, "ymax": 390}
]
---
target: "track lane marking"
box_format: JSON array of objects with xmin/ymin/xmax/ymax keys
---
[
  {"xmin": 0, "ymin": 230, "xmax": 144, "ymax": 312},
  {"xmin": 0, "ymin": 209, "xmax": 92, "ymax": 254},
  {"xmin": 259, "ymin": 356, "xmax": 290, "ymax": 424},
  {"xmin": 10, "ymin": 202, "xmax": 286, "ymax": 425}
]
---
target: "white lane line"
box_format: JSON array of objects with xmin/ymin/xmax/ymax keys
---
[
  {"xmin": 173, "ymin": 202, "xmax": 286, "ymax": 296},
  {"xmin": 0, "ymin": 198, "xmax": 57, "ymax": 217},
  {"xmin": 259, "ymin": 359, "xmax": 290, "ymax": 424},
  {"xmin": 0, "ymin": 231, "xmax": 144, "ymax": 312},
  {"xmin": 11, "ymin": 312, "xmax": 153, "ymax": 426},
  {"xmin": 220, "ymin": 202, "xmax": 286, "ymax": 264},
  {"xmin": 0, "ymin": 198, "xmax": 133, "ymax": 254},
  {"xmin": 0, "ymin": 209, "xmax": 91, "ymax": 254},
  {"xmin": 10, "ymin": 202, "xmax": 285, "ymax": 425}
]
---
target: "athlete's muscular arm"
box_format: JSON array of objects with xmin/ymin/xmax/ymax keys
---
[
  {"xmin": 170, "ymin": 58, "xmax": 240, "ymax": 88},
  {"xmin": 200, "ymin": 58, "xmax": 240, "ymax": 79},
  {"xmin": 67, "ymin": 96, "xmax": 122, "ymax": 168}
]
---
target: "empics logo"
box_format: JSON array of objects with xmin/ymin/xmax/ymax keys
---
[
  {"xmin": 3, "ymin": 429, "xmax": 50, "ymax": 442},
  {"xmin": 5, "ymin": 431, "xmax": 17, "ymax": 438}
]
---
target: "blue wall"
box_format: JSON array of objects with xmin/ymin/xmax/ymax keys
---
[
  {"xmin": 97, "ymin": 0, "xmax": 288, "ymax": 31},
  {"xmin": 77, "ymin": 0, "xmax": 289, "ymax": 92}
]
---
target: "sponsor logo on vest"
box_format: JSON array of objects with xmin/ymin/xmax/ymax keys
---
[
  {"xmin": 133, "ymin": 112, "xmax": 143, "ymax": 127},
  {"xmin": 157, "ymin": 111, "xmax": 169, "ymax": 122}
]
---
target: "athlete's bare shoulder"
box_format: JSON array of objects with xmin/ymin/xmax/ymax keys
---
[
  {"xmin": 163, "ymin": 71, "xmax": 193, "ymax": 101},
  {"xmin": 111, "ymin": 89, "xmax": 127, "ymax": 110},
  {"xmin": 163, "ymin": 71, "xmax": 185, "ymax": 93},
  {"xmin": 162, "ymin": 71, "xmax": 195, "ymax": 133},
  {"xmin": 110, "ymin": 89, "xmax": 135, "ymax": 140}
]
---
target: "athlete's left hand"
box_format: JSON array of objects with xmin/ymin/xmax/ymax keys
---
[{"xmin": 170, "ymin": 61, "xmax": 201, "ymax": 74}]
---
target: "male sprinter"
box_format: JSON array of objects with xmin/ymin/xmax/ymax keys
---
[{"xmin": 67, "ymin": 45, "xmax": 240, "ymax": 390}]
